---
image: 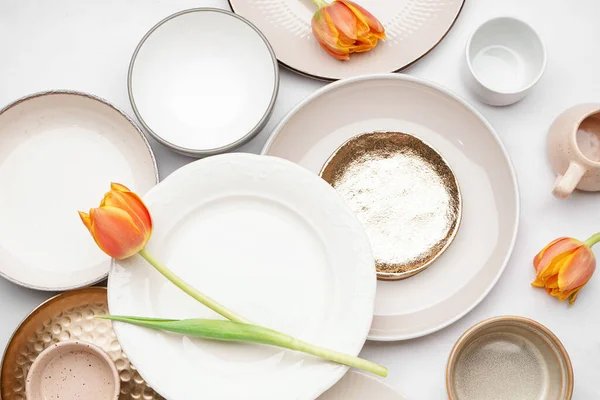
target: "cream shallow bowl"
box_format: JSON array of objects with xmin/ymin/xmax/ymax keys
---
[
  {"xmin": 464, "ymin": 17, "xmax": 546, "ymax": 106},
  {"xmin": 0, "ymin": 91, "xmax": 157, "ymax": 291},
  {"xmin": 447, "ymin": 316, "xmax": 573, "ymax": 400},
  {"xmin": 26, "ymin": 340, "xmax": 120, "ymax": 400},
  {"xmin": 129, "ymin": 8, "xmax": 279, "ymax": 156}
]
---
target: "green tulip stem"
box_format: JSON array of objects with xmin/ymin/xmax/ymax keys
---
[
  {"xmin": 99, "ymin": 315, "xmax": 388, "ymax": 377},
  {"xmin": 310, "ymin": 0, "xmax": 330, "ymax": 8},
  {"xmin": 584, "ymin": 232, "xmax": 600, "ymax": 248},
  {"xmin": 138, "ymin": 248, "xmax": 250, "ymax": 324}
]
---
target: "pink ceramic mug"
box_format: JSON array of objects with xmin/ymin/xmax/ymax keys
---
[{"xmin": 548, "ymin": 103, "xmax": 600, "ymax": 199}]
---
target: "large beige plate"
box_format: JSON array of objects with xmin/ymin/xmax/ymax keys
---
[
  {"xmin": 228, "ymin": 0, "xmax": 465, "ymax": 81},
  {"xmin": 263, "ymin": 74, "xmax": 519, "ymax": 341}
]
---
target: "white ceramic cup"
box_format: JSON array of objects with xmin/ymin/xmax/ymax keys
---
[{"xmin": 464, "ymin": 17, "xmax": 546, "ymax": 106}]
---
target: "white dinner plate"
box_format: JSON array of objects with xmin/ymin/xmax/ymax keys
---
[
  {"xmin": 0, "ymin": 91, "xmax": 157, "ymax": 291},
  {"xmin": 108, "ymin": 154, "xmax": 376, "ymax": 400},
  {"xmin": 129, "ymin": 8, "xmax": 279, "ymax": 156},
  {"xmin": 228, "ymin": 0, "xmax": 464, "ymax": 81},
  {"xmin": 319, "ymin": 371, "xmax": 408, "ymax": 399},
  {"xmin": 263, "ymin": 74, "xmax": 519, "ymax": 341}
]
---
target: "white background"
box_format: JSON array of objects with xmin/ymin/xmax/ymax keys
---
[{"xmin": 1, "ymin": 0, "xmax": 599, "ymax": 398}]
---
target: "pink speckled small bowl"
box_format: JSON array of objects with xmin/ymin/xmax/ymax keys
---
[{"xmin": 26, "ymin": 340, "xmax": 120, "ymax": 400}]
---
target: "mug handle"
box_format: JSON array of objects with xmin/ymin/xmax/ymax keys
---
[{"xmin": 553, "ymin": 161, "xmax": 587, "ymax": 199}]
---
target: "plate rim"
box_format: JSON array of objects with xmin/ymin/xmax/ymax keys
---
[
  {"xmin": 226, "ymin": 0, "xmax": 466, "ymax": 82},
  {"xmin": 0, "ymin": 90, "xmax": 159, "ymax": 292},
  {"xmin": 322, "ymin": 371, "xmax": 410, "ymax": 399},
  {"xmin": 261, "ymin": 73, "xmax": 520, "ymax": 341},
  {"xmin": 108, "ymin": 153, "xmax": 377, "ymax": 400},
  {"xmin": 127, "ymin": 8, "xmax": 280, "ymax": 156}
]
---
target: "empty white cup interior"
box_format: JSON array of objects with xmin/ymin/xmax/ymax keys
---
[{"xmin": 467, "ymin": 17, "xmax": 545, "ymax": 94}]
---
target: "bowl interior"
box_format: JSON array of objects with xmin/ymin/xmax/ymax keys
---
[
  {"xmin": 468, "ymin": 17, "xmax": 545, "ymax": 93},
  {"xmin": 26, "ymin": 341, "xmax": 120, "ymax": 400},
  {"xmin": 130, "ymin": 9, "xmax": 278, "ymax": 154},
  {"xmin": 448, "ymin": 318, "xmax": 572, "ymax": 400},
  {"xmin": 0, "ymin": 92, "xmax": 157, "ymax": 291}
]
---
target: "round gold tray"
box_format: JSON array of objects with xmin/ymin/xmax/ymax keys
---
[
  {"xmin": 1, "ymin": 287, "xmax": 163, "ymax": 400},
  {"xmin": 320, "ymin": 131, "xmax": 462, "ymax": 280}
]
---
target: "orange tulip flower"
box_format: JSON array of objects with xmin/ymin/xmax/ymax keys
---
[
  {"xmin": 532, "ymin": 235, "xmax": 599, "ymax": 305},
  {"xmin": 78, "ymin": 183, "xmax": 152, "ymax": 260},
  {"xmin": 79, "ymin": 183, "xmax": 247, "ymax": 323},
  {"xmin": 311, "ymin": 0, "xmax": 385, "ymax": 61}
]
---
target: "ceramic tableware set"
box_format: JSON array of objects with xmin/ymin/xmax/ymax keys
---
[{"xmin": 0, "ymin": 2, "xmax": 588, "ymax": 400}]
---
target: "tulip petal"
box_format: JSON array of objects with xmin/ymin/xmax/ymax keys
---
[
  {"xmin": 351, "ymin": 36, "xmax": 379, "ymax": 53},
  {"xmin": 78, "ymin": 211, "xmax": 92, "ymax": 232},
  {"xmin": 90, "ymin": 206, "xmax": 145, "ymax": 259},
  {"xmin": 557, "ymin": 287, "xmax": 579, "ymax": 302},
  {"xmin": 545, "ymin": 275, "xmax": 559, "ymax": 289},
  {"xmin": 110, "ymin": 182, "xmax": 131, "ymax": 193},
  {"xmin": 327, "ymin": 1, "xmax": 359, "ymax": 40},
  {"xmin": 537, "ymin": 247, "xmax": 579, "ymax": 283},
  {"xmin": 102, "ymin": 190, "xmax": 152, "ymax": 238},
  {"xmin": 341, "ymin": 0, "xmax": 386, "ymax": 37},
  {"xmin": 531, "ymin": 279, "xmax": 545, "ymax": 288},
  {"xmin": 312, "ymin": 10, "xmax": 351, "ymax": 60},
  {"xmin": 322, "ymin": 45, "xmax": 351, "ymax": 60},
  {"xmin": 533, "ymin": 237, "xmax": 565, "ymax": 267},
  {"xmin": 558, "ymin": 247, "xmax": 595, "ymax": 291},
  {"xmin": 533, "ymin": 237, "xmax": 580, "ymax": 273},
  {"xmin": 569, "ymin": 289, "xmax": 581, "ymax": 305}
]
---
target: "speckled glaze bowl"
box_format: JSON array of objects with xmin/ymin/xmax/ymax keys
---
[
  {"xmin": 26, "ymin": 340, "xmax": 120, "ymax": 400},
  {"xmin": 446, "ymin": 316, "xmax": 573, "ymax": 400}
]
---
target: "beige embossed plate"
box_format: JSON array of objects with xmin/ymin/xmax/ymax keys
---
[
  {"xmin": 108, "ymin": 154, "xmax": 376, "ymax": 400},
  {"xmin": 0, "ymin": 288, "xmax": 162, "ymax": 400},
  {"xmin": 263, "ymin": 74, "xmax": 519, "ymax": 341},
  {"xmin": 227, "ymin": 0, "xmax": 465, "ymax": 80},
  {"xmin": 320, "ymin": 132, "xmax": 462, "ymax": 280}
]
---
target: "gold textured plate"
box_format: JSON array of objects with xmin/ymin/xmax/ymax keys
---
[
  {"xmin": 0, "ymin": 287, "xmax": 162, "ymax": 400},
  {"xmin": 320, "ymin": 132, "xmax": 462, "ymax": 280}
]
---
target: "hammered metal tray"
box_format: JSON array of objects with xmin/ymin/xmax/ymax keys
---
[{"xmin": 0, "ymin": 287, "xmax": 162, "ymax": 400}]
